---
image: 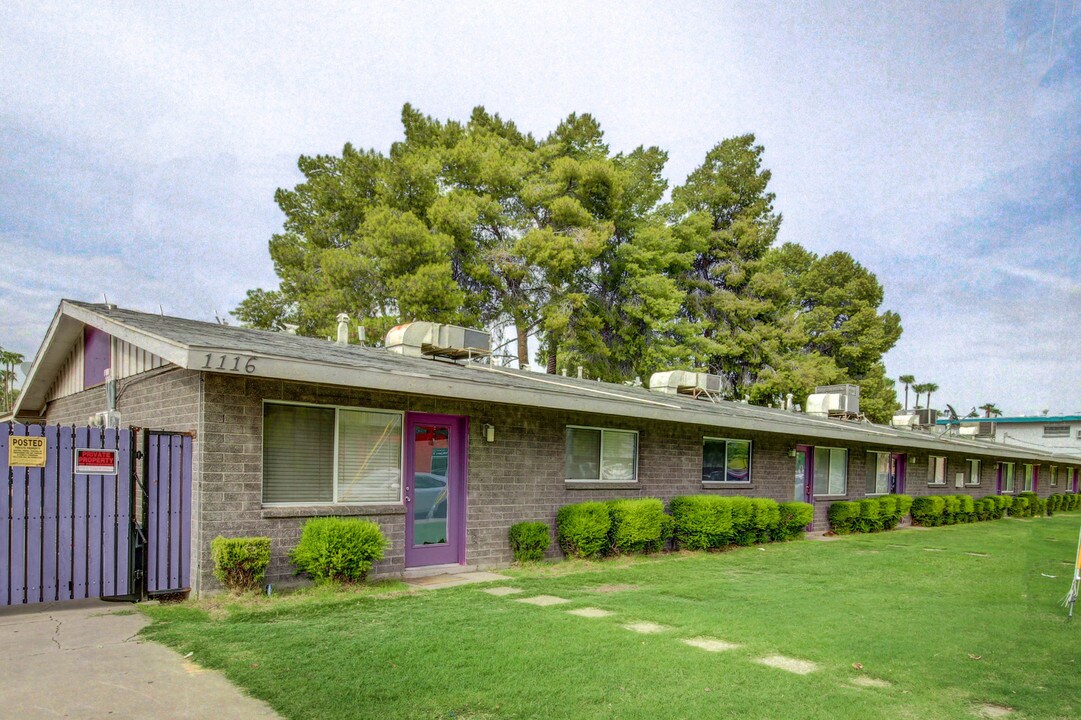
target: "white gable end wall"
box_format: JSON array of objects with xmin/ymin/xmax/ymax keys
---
[
  {"xmin": 46, "ymin": 340, "xmax": 84, "ymax": 401},
  {"xmin": 111, "ymin": 336, "xmax": 166, "ymax": 380}
]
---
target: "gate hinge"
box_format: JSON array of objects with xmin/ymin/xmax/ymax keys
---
[{"xmin": 134, "ymin": 450, "xmax": 144, "ymax": 460}]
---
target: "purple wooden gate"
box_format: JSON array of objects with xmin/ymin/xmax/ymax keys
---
[
  {"xmin": 143, "ymin": 430, "xmax": 192, "ymax": 595},
  {"xmin": 1, "ymin": 422, "xmax": 135, "ymax": 606}
]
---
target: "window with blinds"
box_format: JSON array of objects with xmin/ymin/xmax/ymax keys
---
[
  {"xmin": 867, "ymin": 452, "xmax": 890, "ymax": 495},
  {"xmin": 262, "ymin": 404, "xmax": 335, "ymax": 504},
  {"xmin": 813, "ymin": 447, "xmax": 847, "ymax": 495},
  {"xmin": 262, "ymin": 403, "xmax": 403, "ymax": 505},
  {"xmin": 565, "ymin": 426, "xmax": 638, "ymax": 482},
  {"xmin": 338, "ymin": 409, "xmax": 403, "ymax": 503}
]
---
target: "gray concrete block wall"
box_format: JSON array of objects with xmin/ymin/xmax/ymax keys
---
[
  {"xmin": 30, "ymin": 367, "xmax": 1079, "ymax": 595},
  {"xmin": 196, "ymin": 374, "xmax": 1076, "ymax": 594}
]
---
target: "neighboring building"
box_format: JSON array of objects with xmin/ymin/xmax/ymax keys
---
[
  {"xmin": 13, "ymin": 300, "xmax": 1081, "ymax": 594},
  {"xmin": 936, "ymin": 416, "xmax": 1081, "ymax": 459}
]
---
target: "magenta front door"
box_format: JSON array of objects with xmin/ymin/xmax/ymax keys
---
[{"xmin": 404, "ymin": 413, "xmax": 467, "ymax": 568}]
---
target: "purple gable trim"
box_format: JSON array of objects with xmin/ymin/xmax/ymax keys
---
[{"xmin": 83, "ymin": 326, "xmax": 111, "ymax": 388}]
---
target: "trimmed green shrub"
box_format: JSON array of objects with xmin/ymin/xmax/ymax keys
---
[
  {"xmin": 942, "ymin": 495, "xmax": 961, "ymax": 524},
  {"xmin": 828, "ymin": 501, "xmax": 860, "ymax": 534},
  {"xmin": 508, "ymin": 521, "xmax": 551, "ymax": 562},
  {"xmin": 877, "ymin": 496, "xmax": 899, "ymax": 530},
  {"xmin": 1009, "ymin": 495, "xmax": 1030, "ymax": 517},
  {"xmin": 893, "ymin": 494, "xmax": 914, "ymax": 518},
  {"xmin": 976, "ymin": 497, "xmax": 995, "ymax": 521},
  {"xmin": 668, "ymin": 495, "xmax": 733, "ymax": 550},
  {"xmin": 911, "ymin": 496, "xmax": 946, "ymax": 526},
  {"xmin": 775, "ymin": 502, "xmax": 814, "ymax": 541},
  {"xmin": 608, "ymin": 498, "xmax": 669, "ymax": 554},
  {"xmin": 211, "ymin": 536, "xmax": 271, "ymax": 592},
  {"xmin": 855, "ymin": 499, "xmax": 882, "ymax": 533},
  {"xmin": 1066, "ymin": 493, "xmax": 1080, "ymax": 511},
  {"xmin": 729, "ymin": 497, "xmax": 756, "ymax": 545},
  {"xmin": 290, "ymin": 518, "xmax": 388, "ymax": 583},
  {"xmin": 556, "ymin": 502, "xmax": 612, "ymax": 558},
  {"xmin": 749, "ymin": 498, "xmax": 781, "ymax": 543},
  {"xmin": 1047, "ymin": 494, "xmax": 1061, "ymax": 515}
]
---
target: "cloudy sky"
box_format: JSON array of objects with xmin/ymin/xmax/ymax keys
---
[{"xmin": 1, "ymin": 1, "xmax": 1078, "ymax": 415}]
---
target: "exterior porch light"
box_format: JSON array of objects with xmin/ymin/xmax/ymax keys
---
[{"xmin": 484, "ymin": 424, "xmax": 496, "ymax": 442}]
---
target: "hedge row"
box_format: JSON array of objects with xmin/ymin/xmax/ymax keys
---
[
  {"xmin": 828, "ymin": 495, "xmax": 913, "ymax": 534},
  {"xmin": 555, "ymin": 496, "xmax": 814, "ymax": 558},
  {"xmin": 910, "ymin": 494, "xmax": 1010, "ymax": 526}
]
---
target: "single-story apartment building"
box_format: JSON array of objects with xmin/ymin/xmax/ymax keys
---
[{"xmin": 12, "ymin": 300, "xmax": 1081, "ymax": 594}]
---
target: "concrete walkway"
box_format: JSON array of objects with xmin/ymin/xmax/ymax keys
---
[{"xmin": 0, "ymin": 599, "xmax": 280, "ymax": 720}]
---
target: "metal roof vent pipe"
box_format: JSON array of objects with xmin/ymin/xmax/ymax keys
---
[{"xmin": 336, "ymin": 313, "xmax": 350, "ymax": 345}]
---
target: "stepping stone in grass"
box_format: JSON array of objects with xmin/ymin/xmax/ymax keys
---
[
  {"xmin": 924, "ymin": 548, "xmax": 944, "ymax": 552},
  {"xmin": 756, "ymin": 655, "xmax": 819, "ymax": 675},
  {"xmin": 623, "ymin": 621, "xmax": 669, "ymax": 634},
  {"xmin": 516, "ymin": 595, "xmax": 571, "ymax": 606},
  {"xmin": 850, "ymin": 676, "xmax": 891, "ymax": 689},
  {"xmin": 682, "ymin": 637, "xmax": 740, "ymax": 652},
  {"xmin": 566, "ymin": 607, "xmax": 613, "ymax": 618},
  {"xmin": 964, "ymin": 552, "xmax": 990, "ymax": 557},
  {"xmin": 483, "ymin": 586, "xmax": 523, "ymax": 596}
]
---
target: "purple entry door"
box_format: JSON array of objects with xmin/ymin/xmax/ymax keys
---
[
  {"xmin": 404, "ymin": 413, "xmax": 467, "ymax": 568},
  {"xmin": 890, "ymin": 454, "xmax": 906, "ymax": 494},
  {"xmin": 794, "ymin": 446, "xmax": 814, "ymax": 529}
]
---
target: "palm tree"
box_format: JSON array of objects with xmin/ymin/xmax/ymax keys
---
[
  {"xmin": 898, "ymin": 374, "xmax": 916, "ymax": 411},
  {"xmin": 924, "ymin": 382, "xmax": 939, "ymax": 411},
  {"xmin": 911, "ymin": 383, "xmax": 926, "ymax": 409},
  {"xmin": 979, "ymin": 403, "xmax": 1002, "ymax": 418},
  {"xmin": 0, "ymin": 349, "xmax": 24, "ymax": 413}
]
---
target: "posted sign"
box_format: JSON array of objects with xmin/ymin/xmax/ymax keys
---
[
  {"xmin": 75, "ymin": 448, "xmax": 118, "ymax": 475},
  {"xmin": 9, "ymin": 436, "xmax": 47, "ymax": 467}
]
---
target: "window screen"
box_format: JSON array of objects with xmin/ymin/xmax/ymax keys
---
[
  {"xmin": 928, "ymin": 456, "xmax": 947, "ymax": 485},
  {"xmin": 565, "ymin": 428, "xmax": 601, "ymax": 480},
  {"xmin": 565, "ymin": 427, "xmax": 637, "ymax": 482},
  {"xmin": 1000, "ymin": 463, "xmax": 1015, "ymax": 493},
  {"xmin": 813, "ymin": 447, "xmax": 846, "ymax": 495},
  {"xmin": 966, "ymin": 459, "xmax": 981, "ymax": 485},
  {"xmin": 262, "ymin": 404, "xmax": 335, "ymax": 503},
  {"xmin": 600, "ymin": 431, "xmax": 637, "ymax": 481},
  {"xmin": 337, "ymin": 409, "xmax": 402, "ymax": 503},
  {"xmin": 867, "ymin": 452, "xmax": 889, "ymax": 495}
]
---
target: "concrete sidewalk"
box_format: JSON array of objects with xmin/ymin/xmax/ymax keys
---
[{"xmin": 0, "ymin": 599, "xmax": 279, "ymax": 720}]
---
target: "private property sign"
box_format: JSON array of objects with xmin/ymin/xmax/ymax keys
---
[
  {"xmin": 75, "ymin": 448, "xmax": 118, "ymax": 475},
  {"xmin": 9, "ymin": 435, "xmax": 47, "ymax": 467}
]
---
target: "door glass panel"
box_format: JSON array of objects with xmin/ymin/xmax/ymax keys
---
[
  {"xmin": 794, "ymin": 452, "xmax": 806, "ymax": 501},
  {"xmin": 413, "ymin": 425, "xmax": 450, "ymax": 546}
]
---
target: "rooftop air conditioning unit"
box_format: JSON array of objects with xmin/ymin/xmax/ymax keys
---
[
  {"xmin": 890, "ymin": 413, "xmax": 918, "ymax": 429},
  {"xmin": 914, "ymin": 408, "xmax": 939, "ymax": 427},
  {"xmin": 648, "ymin": 371, "xmax": 730, "ymax": 401},
  {"xmin": 975, "ymin": 421, "xmax": 995, "ymax": 439},
  {"xmin": 806, "ymin": 384, "xmax": 860, "ymax": 417},
  {"xmin": 386, "ymin": 322, "xmax": 491, "ymax": 360}
]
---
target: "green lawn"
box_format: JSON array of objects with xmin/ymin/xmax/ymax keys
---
[{"xmin": 140, "ymin": 515, "xmax": 1081, "ymax": 720}]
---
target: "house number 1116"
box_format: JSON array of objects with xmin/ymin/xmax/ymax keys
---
[{"xmin": 202, "ymin": 354, "xmax": 257, "ymax": 373}]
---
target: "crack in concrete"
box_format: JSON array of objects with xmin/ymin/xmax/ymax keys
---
[{"xmin": 47, "ymin": 615, "xmax": 62, "ymax": 651}]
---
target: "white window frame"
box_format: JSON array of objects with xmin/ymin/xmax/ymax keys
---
[
  {"xmin": 702, "ymin": 437, "xmax": 753, "ymax": 485},
  {"xmin": 1000, "ymin": 462, "xmax": 1015, "ymax": 494},
  {"xmin": 928, "ymin": 455, "xmax": 948, "ymax": 486},
  {"xmin": 965, "ymin": 458, "xmax": 981, "ymax": 486},
  {"xmin": 1023, "ymin": 463, "xmax": 1035, "ymax": 493},
  {"xmin": 1049, "ymin": 466, "xmax": 1058, "ymax": 487},
  {"xmin": 261, "ymin": 399, "xmax": 405, "ymax": 507},
  {"xmin": 813, "ymin": 447, "xmax": 848, "ymax": 497},
  {"xmin": 564, "ymin": 425, "xmax": 639, "ymax": 484},
  {"xmin": 866, "ymin": 451, "xmax": 891, "ymax": 496}
]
